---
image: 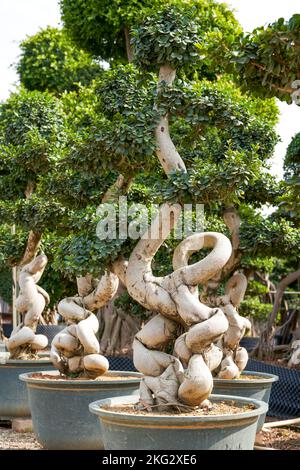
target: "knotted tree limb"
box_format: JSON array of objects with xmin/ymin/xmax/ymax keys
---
[
  {"xmin": 51, "ymin": 272, "xmax": 119, "ymax": 377},
  {"xmin": 127, "ymin": 205, "xmax": 232, "ymax": 409},
  {"xmin": 205, "ymin": 273, "xmax": 252, "ymax": 379},
  {"xmin": 7, "ymin": 255, "xmax": 49, "ymax": 359},
  {"xmin": 126, "ymin": 63, "xmax": 234, "ymax": 411}
]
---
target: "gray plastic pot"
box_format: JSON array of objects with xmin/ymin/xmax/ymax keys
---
[
  {"xmin": 0, "ymin": 359, "xmax": 54, "ymax": 420},
  {"xmin": 20, "ymin": 370, "xmax": 142, "ymax": 450},
  {"xmin": 213, "ymin": 370, "xmax": 278, "ymax": 431},
  {"xmin": 89, "ymin": 394, "xmax": 268, "ymax": 450}
]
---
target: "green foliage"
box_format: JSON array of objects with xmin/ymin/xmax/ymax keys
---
[
  {"xmin": 0, "ymin": 225, "xmax": 27, "ymax": 269},
  {"xmin": 246, "ymin": 279, "xmax": 269, "ymax": 296},
  {"xmin": 0, "ymin": 196, "xmax": 70, "ymax": 233},
  {"xmin": 132, "ymin": 2, "xmax": 241, "ymax": 76},
  {"xmin": 232, "ymin": 14, "xmax": 300, "ymax": 102},
  {"xmin": 60, "ymin": 0, "xmax": 162, "ymax": 61},
  {"xmin": 17, "ymin": 27, "xmax": 102, "ymax": 95},
  {"xmin": 0, "ymin": 89, "xmax": 67, "ymax": 199},
  {"xmin": 60, "ymin": 0, "xmax": 241, "ymax": 71},
  {"xmin": 240, "ymin": 216, "xmax": 300, "ymax": 257},
  {"xmin": 156, "ymin": 150, "xmax": 259, "ymax": 206},
  {"xmin": 285, "ymin": 132, "xmax": 300, "ymax": 179},
  {"xmin": 132, "ymin": 5, "xmax": 200, "ymax": 70},
  {"xmin": 239, "ymin": 297, "xmax": 273, "ymax": 322},
  {"xmin": 240, "ymin": 255, "xmax": 278, "ymax": 273}
]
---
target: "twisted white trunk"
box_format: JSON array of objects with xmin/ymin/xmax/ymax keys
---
[
  {"xmin": 213, "ymin": 273, "xmax": 251, "ymax": 379},
  {"xmin": 51, "ymin": 272, "xmax": 119, "ymax": 377},
  {"xmin": 126, "ymin": 64, "xmax": 237, "ymax": 410},
  {"xmin": 127, "ymin": 205, "xmax": 232, "ymax": 409},
  {"xmin": 7, "ymin": 255, "xmax": 49, "ymax": 359},
  {"xmin": 155, "ymin": 66, "xmax": 186, "ymax": 175}
]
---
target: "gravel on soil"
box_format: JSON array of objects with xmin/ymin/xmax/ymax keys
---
[
  {"xmin": 0, "ymin": 427, "xmax": 41, "ymax": 450},
  {"xmin": 255, "ymin": 426, "xmax": 300, "ymax": 450}
]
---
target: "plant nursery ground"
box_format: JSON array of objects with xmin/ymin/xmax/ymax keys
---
[{"xmin": 0, "ymin": 419, "xmax": 299, "ymax": 450}]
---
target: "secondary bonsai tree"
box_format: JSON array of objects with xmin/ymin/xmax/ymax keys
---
[
  {"xmin": 232, "ymin": 14, "xmax": 300, "ymax": 102},
  {"xmin": 0, "ymin": 89, "xmax": 68, "ymax": 358},
  {"xmin": 17, "ymin": 27, "xmax": 102, "ymax": 95},
  {"xmin": 231, "ymin": 13, "xmax": 300, "ymax": 358}
]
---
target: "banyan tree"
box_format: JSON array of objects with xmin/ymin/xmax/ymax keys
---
[
  {"xmin": 47, "ymin": 5, "xmax": 283, "ymax": 408},
  {"xmin": 0, "ymin": 90, "xmax": 69, "ymax": 358}
]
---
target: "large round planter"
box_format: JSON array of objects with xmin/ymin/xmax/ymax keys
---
[
  {"xmin": 89, "ymin": 394, "xmax": 268, "ymax": 450},
  {"xmin": 20, "ymin": 370, "xmax": 142, "ymax": 450},
  {"xmin": 0, "ymin": 359, "xmax": 54, "ymax": 420},
  {"xmin": 212, "ymin": 371, "xmax": 278, "ymax": 431}
]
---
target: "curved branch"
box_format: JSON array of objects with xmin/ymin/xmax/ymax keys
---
[
  {"xmin": 155, "ymin": 66, "xmax": 186, "ymax": 175},
  {"xmin": 7, "ymin": 255, "xmax": 49, "ymax": 358}
]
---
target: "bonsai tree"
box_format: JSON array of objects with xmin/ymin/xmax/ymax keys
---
[
  {"xmin": 0, "ymin": 89, "xmax": 68, "ymax": 357},
  {"xmin": 17, "ymin": 26, "xmax": 102, "ymax": 95},
  {"xmin": 232, "ymin": 13, "xmax": 300, "ymax": 102},
  {"xmin": 231, "ymin": 13, "xmax": 300, "ymax": 358},
  {"xmin": 45, "ymin": 5, "xmax": 281, "ymax": 407},
  {"xmin": 15, "ymin": 0, "xmax": 241, "ymax": 359}
]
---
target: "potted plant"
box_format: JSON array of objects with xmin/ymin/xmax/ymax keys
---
[
  {"xmin": 89, "ymin": 5, "xmax": 273, "ymax": 450},
  {"xmin": 208, "ymin": 272, "xmax": 278, "ymax": 431},
  {"xmin": 20, "ymin": 274, "xmax": 142, "ymax": 449},
  {"xmin": 0, "ymin": 89, "xmax": 68, "ymax": 420}
]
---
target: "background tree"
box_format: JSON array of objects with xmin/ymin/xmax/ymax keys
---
[
  {"xmin": 230, "ymin": 13, "xmax": 300, "ymax": 359},
  {"xmin": 232, "ymin": 14, "xmax": 300, "ymax": 102},
  {"xmin": 60, "ymin": 0, "xmax": 241, "ymax": 67},
  {"xmin": 17, "ymin": 27, "xmax": 102, "ymax": 95},
  {"xmin": 0, "ymin": 88, "xmax": 71, "ymax": 356}
]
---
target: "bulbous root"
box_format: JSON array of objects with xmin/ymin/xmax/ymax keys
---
[
  {"xmin": 6, "ymin": 255, "xmax": 49, "ymax": 359},
  {"xmin": 51, "ymin": 272, "xmax": 118, "ymax": 378},
  {"xmin": 214, "ymin": 273, "xmax": 252, "ymax": 379},
  {"xmin": 127, "ymin": 204, "xmax": 232, "ymax": 411}
]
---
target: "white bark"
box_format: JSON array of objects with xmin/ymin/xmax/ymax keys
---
[
  {"xmin": 128, "ymin": 203, "xmax": 232, "ymax": 408},
  {"xmin": 155, "ymin": 65, "xmax": 186, "ymax": 175},
  {"xmin": 51, "ymin": 271, "xmax": 118, "ymax": 377},
  {"xmin": 216, "ymin": 273, "xmax": 251, "ymax": 379},
  {"xmin": 126, "ymin": 63, "xmax": 239, "ymax": 410},
  {"xmin": 6, "ymin": 255, "xmax": 49, "ymax": 359}
]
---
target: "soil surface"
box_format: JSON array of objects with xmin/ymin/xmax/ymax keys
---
[
  {"xmin": 102, "ymin": 400, "xmax": 255, "ymax": 416},
  {"xmin": 30, "ymin": 372, "xmax": 140, "ymax": 381},
  {"xmin": 0, "ymin": 425, "xmax": 41, "ymax": 450},
  {"xmin": 235, "ymin": 374, "xmax": 267, "ymax": 380},
  {"xmin": 255, "ymin": 426, "xmax": 300, "ymax": 450}
]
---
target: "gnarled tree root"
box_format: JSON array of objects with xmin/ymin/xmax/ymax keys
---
[{"xmin": 6, "ymin": 255, "xmax": 49, "ymax": 359}]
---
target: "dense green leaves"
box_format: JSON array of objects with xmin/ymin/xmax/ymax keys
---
[
  {"xmin": 0, "ymin": 89, "xmax": 67, "ymax": 199},
  {"xmin": 60, "ymin": 0, "xmax": 162, "ymax": 61},
  {"xmin": 232, "ymin": 14, "xmax": 300, "ymax": 102},
  {"xmin": 132, "ymin": 5, "xmax": 200, "ymax": 70},
  {"xmin": 17, "ymin": 27, "xmax": 102, "ymax": 95}
]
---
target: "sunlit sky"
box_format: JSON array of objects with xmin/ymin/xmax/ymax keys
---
[{"xmin": 0, "ymin": 0, "xmax": 299, "ymax": 179}]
